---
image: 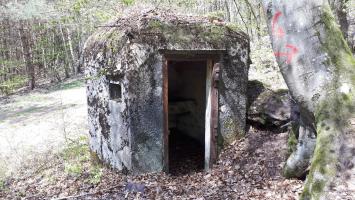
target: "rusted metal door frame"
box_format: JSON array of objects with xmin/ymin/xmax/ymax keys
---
[
  {"xmin": 205, "ymin": 60, "xmax": 220, "ymax": 171},
  {"xmin": 210, "ymin": 62, "xmax": 220, "ymax": 167}
]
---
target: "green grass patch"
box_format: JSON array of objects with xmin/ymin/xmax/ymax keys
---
[
  {"xmin": 62, "ymin": 136, "xmax": 90, "ymax": 162},
  {"xmin": 59, "ymin": 79, "xmax": 85, "ymax": 90},
  {"xmin": 88, "ymin": 166, "xmax": 103, "ymax": 184},
  {"xmin": 51, "ymin": 79, "xmax": 85, "ymax": 92},
  {"xmin": 61, "ymin": 135, "xmax": 104, "ymax": 184},
  {"xmin": 25, "ymin": 94, "xmax": 52, "ymax": 102},
  {"xmin": 61, "ymin": 136, "xmax": 90, "ymax": 177},
  {"xmin": 0, "ymin": 75, "xmax": 28, "ymax": 95},
  {"xmin": 122, "ymin": 0, "xmax": 135, "ymax": 6},
  {"xmin": 0, "ymin": 160, "xmax": 8, "ymax": 189},
  {"xmin": 0, "ymin": 179, "xmax": 5, "ymax": 191},
  {"xmin": 64, "ymin": 163, "xmax": 83, "ymax": 176}
]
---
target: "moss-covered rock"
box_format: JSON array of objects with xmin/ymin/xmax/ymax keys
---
[{"xmin": 247, "ymin": 85, "xmax": 291, "ymax": 128}]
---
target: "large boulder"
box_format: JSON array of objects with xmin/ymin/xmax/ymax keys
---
[{"xmin": 247, "ymin": 80, "xmax": 297, "ymax": 129}]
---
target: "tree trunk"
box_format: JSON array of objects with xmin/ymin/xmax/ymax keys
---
[
  {"xmin": 283, "ymin": 109, "xmax": 317, "ymax": 179},
  {"xmin": 261, "ymin": 0, "xmax": 355, "ymax": 199},
  {"xmin": 0, "ymin": 20, "xmax": 6, "ymax": 83},
  {"xmin": 58, "ymin": 23, "xmax": 70, "ymax": 79},
  {"xmin": 18, "ymin": 21, "xmax": 35, "ymax": 90},
  {"xmin": 66, "ymin": 27, "xmax": 76, "ymax": 75},
  {"xmin": 51, "ymin": 28, "xmax": 61, "ymax": 82}
]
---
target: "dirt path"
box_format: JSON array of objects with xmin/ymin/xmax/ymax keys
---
[{"xmin": 0, "ymin": 78, "xmax": 88, "ymax": 178}]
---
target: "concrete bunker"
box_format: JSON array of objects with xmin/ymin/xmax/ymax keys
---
[{"xmin": 84, "ymin": 10, "xmax": 250, "ymax": 174}]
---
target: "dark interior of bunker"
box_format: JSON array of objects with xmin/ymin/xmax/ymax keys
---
[{"xmin": 168, "ymin": 60, "xmax": 206, "ymax": 175}]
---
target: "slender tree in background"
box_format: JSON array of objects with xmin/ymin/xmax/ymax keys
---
[
  {"xmin": 18, "ymin": 20, "xmax": 35, "ymax": 90},
  {"xmin": 262, "ymin": 0, "xmax": 354, "ymax": 199}
]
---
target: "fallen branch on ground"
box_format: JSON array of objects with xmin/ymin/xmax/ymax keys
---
[{"xmin": 51, "ymin": 185, "xmax": 124, "ymax": 200}]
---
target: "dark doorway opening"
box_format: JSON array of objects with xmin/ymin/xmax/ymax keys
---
[{"xmin": 167, "ymin": 60, "xmax": 207, "ymax": 175}]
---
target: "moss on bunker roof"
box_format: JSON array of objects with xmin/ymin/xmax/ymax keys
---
[{"xmin": 84, "ymin": 8, "xmax": 249, "ymax": 52}]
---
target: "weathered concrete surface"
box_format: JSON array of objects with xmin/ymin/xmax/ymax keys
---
[{"xmin": 84, "ymin": 9, "xmax": 250, "ymax": 173}]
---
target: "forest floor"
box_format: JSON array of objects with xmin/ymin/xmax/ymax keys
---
[
  {"xmin": 0, "ymin": 76, "xmax": 303, "ymax": 199},
  {"xmin": 0, "ymin": 126, "xmax": 303, "ymax": 200}
]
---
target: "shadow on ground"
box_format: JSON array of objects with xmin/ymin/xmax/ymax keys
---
[{"xmin": 0, "ymin": 103, "xmax": 78, "ymax": 124}]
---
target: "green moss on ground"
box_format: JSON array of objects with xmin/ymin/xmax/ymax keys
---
[
  {"xmin": 282, "ymin": 126, "xmax": 301, "ymax": 179},
  {"xmin": 286, "ymin": 129, "xmax": 298, "ymax": 157},
  {"xmin": 50, "ymin": 79, "xmax": 85, "ymax": 92}
]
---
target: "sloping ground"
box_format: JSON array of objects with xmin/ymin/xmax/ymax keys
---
[
  {"xmin": 0, "ymin": 77, "xmax": 88, "ymax": 180},
  {"xmin": 0, "ymin": 127, "xmax": 303, "ymax": 200},
  {"xmin": 0, "ymin": 76, "xmax": 302, "ymax": 199}
]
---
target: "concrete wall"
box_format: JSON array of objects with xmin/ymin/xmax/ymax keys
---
[
  {"xmin": 218, "ymin": 47, "xmax": 250, "ymax": 146},
  {"xmin": 86, "ymin": 57, "xmax": 131, "ymax": 171},
  {"xmin": 127, "ymin": 52, "xmax": 165, "ymax": 173}
]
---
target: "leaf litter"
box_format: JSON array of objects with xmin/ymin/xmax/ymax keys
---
[{"xmin": 0, "ymin": 126, "xmax": 303, "ymax": 200}]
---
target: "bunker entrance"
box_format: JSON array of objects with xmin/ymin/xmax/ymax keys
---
[{"xmin": 167, "ymin": 60, "xmax": 207, "ymax": 175}]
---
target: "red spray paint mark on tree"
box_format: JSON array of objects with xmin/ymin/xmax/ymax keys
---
[
  {"xmin": 274, "ymin": 44, "xmax": 299, "ymax": 64},
  {"xmin": 272, "ymin": 11, "xmax": 285, "ymax": 38},
  {"xmin": 271, "ymin": 10, "xmax": 299, "ymax": 64}
]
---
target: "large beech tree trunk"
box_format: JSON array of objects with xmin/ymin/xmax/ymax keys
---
[{"xmin": 261, "ymin": 0, "xmax": 355, "ymax": 199}]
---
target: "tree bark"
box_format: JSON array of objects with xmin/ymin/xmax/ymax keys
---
[
  {"xmin": 283, "ymin": 110, "xmax": 317, "ymax": 179},
  {"xmin": 261, "ymin": 0, "xmax": 355, "ymax": 199},
  {"xmin": 18, "ymin": 21, "xmax": 35, "ymax": 90},
  {"xmin": 0, "ymin": 19, "xmax": 6, "ymax": 83},
  {"xmin": 66, "ymin": 27, "xmax": 76, "ymax": 74},
  {"xmin": 58, "ymin": 23, "xmax": 70, "ymax": 79}
]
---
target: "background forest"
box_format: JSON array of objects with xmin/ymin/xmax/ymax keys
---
[
  {"xmin": 0, "ymin": 0, "xmax": 354, "ymax": 199},
  {"xmin": 1, "ymin": 0, "xmax": 353, "ymax": 95}
]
